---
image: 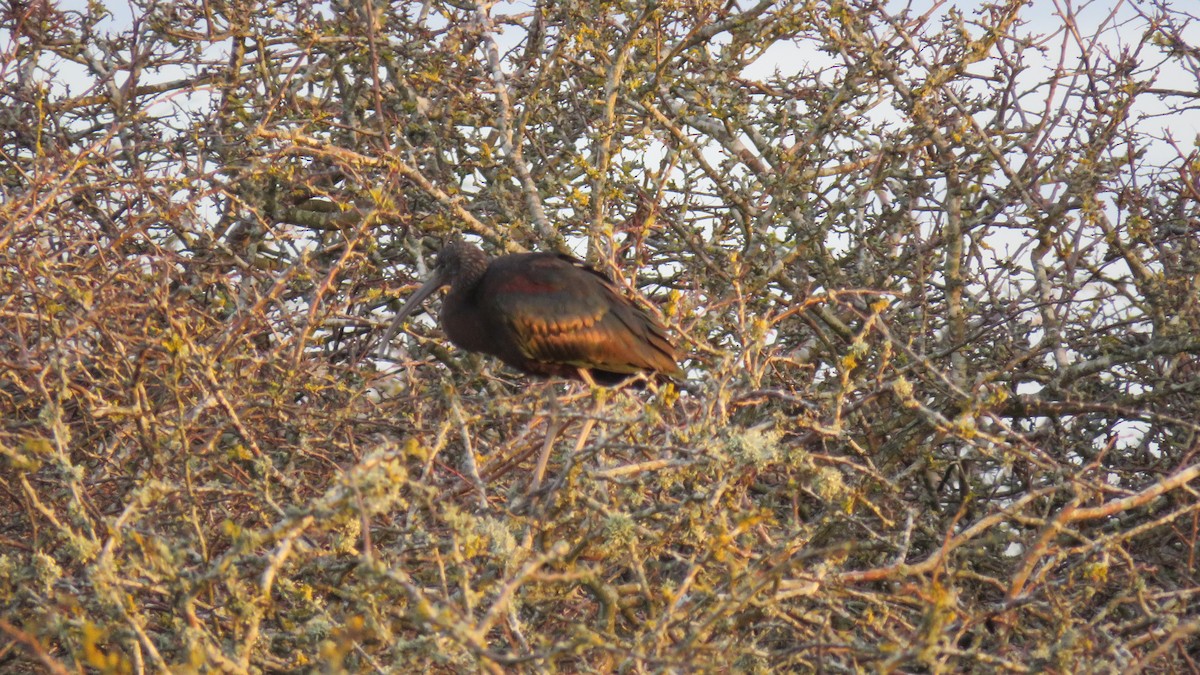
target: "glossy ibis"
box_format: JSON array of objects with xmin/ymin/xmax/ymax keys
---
[{"xmin": 378, "ymin": 238, "xmax": 683, "ymax": 385}]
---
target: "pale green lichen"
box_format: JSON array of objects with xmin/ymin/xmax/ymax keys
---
[
  {"xmin": 598, "ymin": 513, "xmax": 636, "ymax": 555},
  {"xmin": 331, "ymin": 514, "xmax": 362, "ymax": 555},
  {"xmin": 726, "ymin": 425, "xmax": 783, "ymax": 468},
  {"xmin": 476, "ymin": 516, "xmax": 517, "ymax": 558},
  {"xmin": 811, "ymin": 466, "xmax": 848, "ymax": 503},
  {"xmin": 32, "ymin": 551, "xmax": 63, "ymax": 595}
]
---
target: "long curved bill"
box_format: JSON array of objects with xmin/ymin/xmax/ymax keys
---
[{"xmin": 376, "ymin": 272, "xmax": 446, "ymax": 359}]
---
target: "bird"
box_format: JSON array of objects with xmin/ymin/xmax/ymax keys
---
[{"xmin": 377, "ymin": 237, "xmax": 683, "ymax": 385}]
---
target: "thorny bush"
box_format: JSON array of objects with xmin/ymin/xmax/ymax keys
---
[{"xmin": 2, "ymin": 0, "xmax": 1200, "ymax": 671}]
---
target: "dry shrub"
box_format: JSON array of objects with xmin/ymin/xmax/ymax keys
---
[{"xmin": 2, "ymin": 0, "xmax": 1199, "ymax": 671}]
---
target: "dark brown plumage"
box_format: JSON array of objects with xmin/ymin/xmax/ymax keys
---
[{"xmin": 379, "ymin": 238, "xmax": 683, "ymax": 385}]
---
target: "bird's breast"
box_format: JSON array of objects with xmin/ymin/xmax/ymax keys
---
[{"xmin": 440, "ymin": 294, "xmax": 493, "ymax": 355}]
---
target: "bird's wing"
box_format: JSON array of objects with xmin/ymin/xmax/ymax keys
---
[{"xmin": 483, "ymin": 254, "xmax": 680, "ymax": 376}]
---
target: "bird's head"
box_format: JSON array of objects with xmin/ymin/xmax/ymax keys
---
[
  {"xmin": 376, "ymin": 236, "xmax": 488, "ymax": 357},
  {"xmin": 433, "ymin": 236, "xmax": 488, "ymax": 289}
]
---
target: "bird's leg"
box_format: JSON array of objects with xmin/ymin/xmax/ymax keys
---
[
  {"xmin": 545, "ymin": 415, "xmax": 596, "ymax": 497},
  {"xmin": 528, "ymin": 384, "xmax": 563, "ymax": 496},
  {"xmin": 623, "ymin": 371, "xmax": 655, "ymax": 392},
  {"xmin": 449, "ymin": 394, "xmax": 489, "ymax": 510},
  {"xmin": 576, "ymin": 368, "xmax": 598, "ymax": 388},
  {"xmin": 529, "ymin": 371, "xmax": 603, "ymax": 499}
]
